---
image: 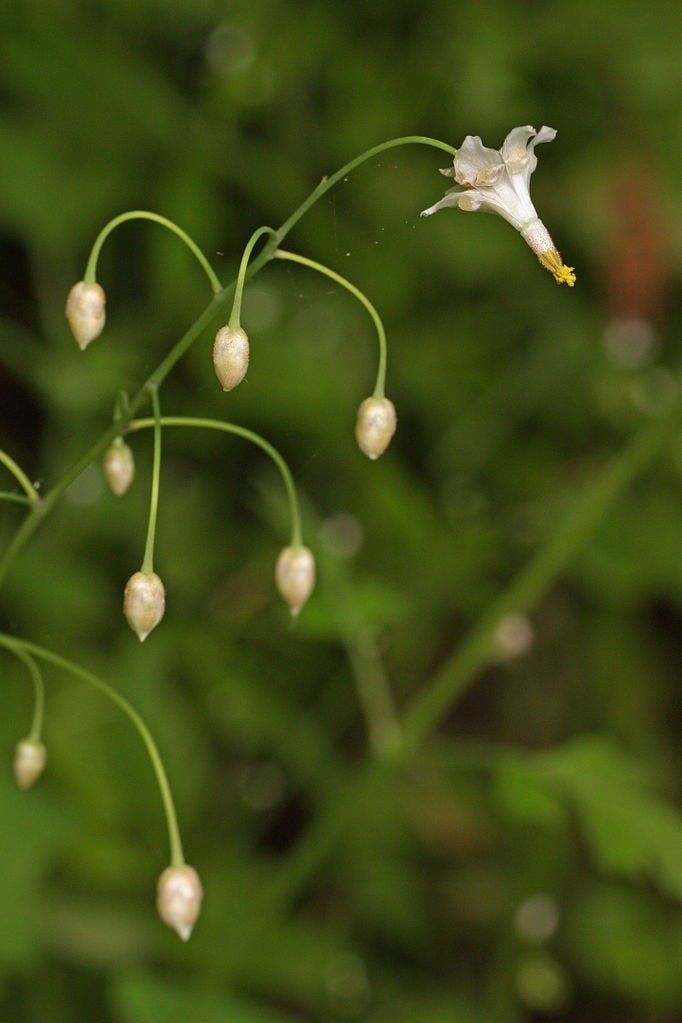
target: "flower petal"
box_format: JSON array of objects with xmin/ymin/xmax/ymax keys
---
[
  {"xmin": 457, "ymin": 189, "xmax": 522, "ymax": 220},
  {"xmin": 529, "ymin": 125, "xmax": 557, "ymax": 152},
  {"xmin": 501, "ymin": 125, "xmax": 536, "ymax": 163},
  {"xmin": 454, "ymin": 135, "xmax": 503, "ymax": 187},
  {"xmin": 420, "ymin": 190, "xmax": 463, "ymax": 216}
]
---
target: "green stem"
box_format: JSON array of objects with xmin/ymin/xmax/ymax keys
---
[
  {"xmin": 84, "ymin": 210, "xmax": 222, "ymax": 294},
  {"xmin": 128, "ymin": 416, "xmax": 303, "ymax": 548},
  {"xmin": 399, "ymin": 404, "xmax": 682, "ymax": 755},
  {"xmin": 141, "ymin": 388, "xmax": 162, "ymax": 575},
  {"xmin": 113, "ymin": 390, "xmax": 130, "ymax": 423},
  {"xmin": 7, "ymin": 644, "xmax": 45, "ymax": 741},
  {"xmin": 229, "ymin": 226, "xmax": 278, "ymax": 328},
  {"xmin": 0, "ymin": 492, "xmax": 32, "ymax": 506},
  {"xmin": 0, "ymin": 634, "xmax": 185, "ymax": 866},
  {"xmin": 275, "ymin": 249, "xmax": 388, "ymax": 399},
  {"xmin": 343, "ymin": 628, "xmax": 400, "ymax": 757},
  {"xmin": 0, "ymin": 450, "xmax": 39, "ymax": 505},
  {"xmin": 274, "ymin": 135, "xmax": 457, "ymax": 241},
  {"xmin": 0, "ymin": 135, "xmax": 455, "ymax": 585}
]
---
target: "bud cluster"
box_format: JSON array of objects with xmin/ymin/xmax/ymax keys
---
[{"xmin": 59, "ymin": 203, "xmax": 411, "ymax": 941}]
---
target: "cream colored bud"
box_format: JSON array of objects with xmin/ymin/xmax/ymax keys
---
[
  {"xmin": 65, "ymin": 281, "xmax": 106, "ymax": 350},
  {"xmin": 13, "ymin": 739, "xmax": 47, "ymax": 789},
  {"xmin": 275, "ymin": 545, "xmax": 316, "ymax": 617},
  {"xmin": 212, "ymin": 325, "xmax": 250, "ymax": 391},
  {"xmin": 355, "ymin": 397, "xmax": 397, "ymax": 460},
  {"xmin": 123, "ymin": 571, "xmax": 166, "ymax": 641},
  {"xmin": 103, "ymin": 439, "xmax": 135, "ymax": 496},
  {"xmin": 156, "ymin": 864, "xmax": 203, "ymax": 941}
]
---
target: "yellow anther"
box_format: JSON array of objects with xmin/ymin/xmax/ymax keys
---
[
  {"xmin": 554, "ymin": 264, "xmax": 576, "ymax": 286},
  {"xmin": 539, "ymin": 248, "xmax": 576, "ymax": 287}
]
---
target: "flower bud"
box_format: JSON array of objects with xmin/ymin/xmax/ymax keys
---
[
  {"xmin": 156, "ymin": 864, "xmax": 203, "ymax": 941},
  {"xmin": 212, "ymin": 325, "xmax": 250, "ymax": 391},
  {"xmin": 65, "ymin": 281, "xmax": 106, "ymax": 350},
  {"xmin": 13, "ymin": 739, "xmax": 47, "ymax": 789},
  {"xmin": 355, "ymin": 397, "xmax": 397, "ymax": 460},
  {"xmin": 123, "ymin": 571, "xmax": 166, "ymax": 641},
  {"xmin": 275, "ymin": 545, "xmax": 316, "ymax": 617},
  {"xmin": 103, "ymin": 439, "xmax": 135, "ymax": 496}
]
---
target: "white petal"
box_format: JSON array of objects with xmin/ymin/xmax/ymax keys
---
[
  {"xmin": 420, "ymin": 191, "xmax": 462, "ymax": 216},
  {"xmin": 454, "ymin": 135, "xmax": 503, "ymax": 187},
  {"xmin": 501, "ymin": 125, "xmax": 536, "ymax": 163},
  {"xmin": 439, "ymin": 166, "xmax": 456, "ymax": 178},
  {"xmin": 457, "ymin": 188, "xmax": 523, "ymax": 222},
  {"xmin": 525, "ymin": 125, "xmax": 556, "ymax": 181},
  {"xmin": 529, "ymin": 125, "xmax": 557, "ymax": 152}
]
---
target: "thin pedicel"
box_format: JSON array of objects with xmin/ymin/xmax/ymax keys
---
[{"xmin": 1, "ymin": 131, "xmax": 583, "ymax": 941}]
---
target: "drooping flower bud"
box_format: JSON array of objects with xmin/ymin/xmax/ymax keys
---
[
  {"xmin": 275, "ymin": 545, "xmax": 316, "ymax": 617},
  {"xmin": 355, "ymin": 397, "xmax": 397, "ymax": 460},
  {"xmin": 65, "ymin": 281, "xmax": 106, "ymax": 350},
  {"xmin": 13, "ymin": 739, "xmax": 47, "ymax": 789},
  {"xmin": 212, "ymin": 325, "xmax": 250, "ymax": 391},
  {"xmin": 123, "ymin": 571, "xmax": 166, "ymax": 641},
  {"xmin": 156, "ymin": 864, "xmax": 203, "ymax": 941},
  {"xmin": 103, "ymin": 439, "xmax": 135, "ymax": 496}
]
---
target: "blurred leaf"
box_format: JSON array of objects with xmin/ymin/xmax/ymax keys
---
[
  {"xmin": 565, "ymin": 882, "xmax": 682, "ymax": 1006},
  {"xmin": 517, "ymin": 737, "xmax": 682, "ymax": 902},
  {"xmin": 112, "ymin": 970, "xmax": 299, "ymax": 1023}
]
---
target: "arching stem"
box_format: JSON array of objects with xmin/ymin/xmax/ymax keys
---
[
  {"xmin": 141, "ymin": 387, "xmax": 162, "ymax": 575},
  {"xmin": 7, "ymin": 644, "xmax": 45, "ymax": 742},
  {"xmin": 0, "ymin": 135, "xmax": 457, "ymax": 584},
  {"xmin": 0, "ymin": 634, "xmax": 185, "ymax": 866},
  {"xmin": 0, "ymin": 492, "xmax": 32, "ymax": 507},
  {"xmin": 128, "ymin": 416, "xmax": 303, "ymax": 548},
  {"xmin": 84, "ymin": 210, "xmax": 222, "ymax": 294},
  {"xmin": 275, "ymin": 249, "xmax": 388, "ymax": 399},
  {"xmin": 0, "ymin": 450, "xmax": 39, "ymax": 505},
  {"xmin": 229, "ymin": 226, "xmax": 278, "ymax": 329},
  {"xmin": 274, "ymin": 135, "xmax": 457, "ymax": 241}
]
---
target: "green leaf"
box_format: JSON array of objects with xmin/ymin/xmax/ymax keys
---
[
  {"xmin": 535, "ymin": 737, "xmax": 682, "ymax": 901},
  {"xmin": 112, "ymin": 971, "xmax": 298, "ymax": 1023}
]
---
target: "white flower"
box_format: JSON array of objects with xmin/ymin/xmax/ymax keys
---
[{"xmin": 421, "ymin": 125, "xmax": 575, "ymax": 286}]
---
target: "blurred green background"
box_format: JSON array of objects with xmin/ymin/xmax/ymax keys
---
[{"xmin": 0, "ymin": 1, "xmax": 681, "ymax": 1020}]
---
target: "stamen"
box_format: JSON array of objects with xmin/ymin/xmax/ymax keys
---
[{"xmin": 539, "ymin": 247, "xmax": 576, "ymax": 287}]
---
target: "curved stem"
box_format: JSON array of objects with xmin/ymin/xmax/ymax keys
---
[
  {"xmin": 84, "ymin": 210, "xmax": 222, "ymax": 294},
  {"xmin": 0, "ymin": 135, "xmax": 455, "ymax": 585},
  {"xmin": 275, "ymin": 249, "xmax": 388, "ymax": 399},
  {"xmin": 274, "ymin": 135, "xmax": 457, "ymax": 242},
  {"xmin": 128, "ymin": 416, "xmax": 303, "ymax": 547},
  {"xmin": 0, "ymin": 634, "xmax": 185, "ymax": 866},
  {"xmin": 0, "ymin": 450, "xmax": 39, "ymax": 505},
  {"xmin": 0, "ymin": 491, "xmax": 32, "ymax": 507},
  {"xmin": 229, "ymin": 226, "xmax": 278, "ymax": 328},
  {"xmin": 141, "ymin": 387, "xmax": 162, "ymax": 575},
  {"xmin": 7, "ymin": 644, "xmax": 45, "ymax": 741}
]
